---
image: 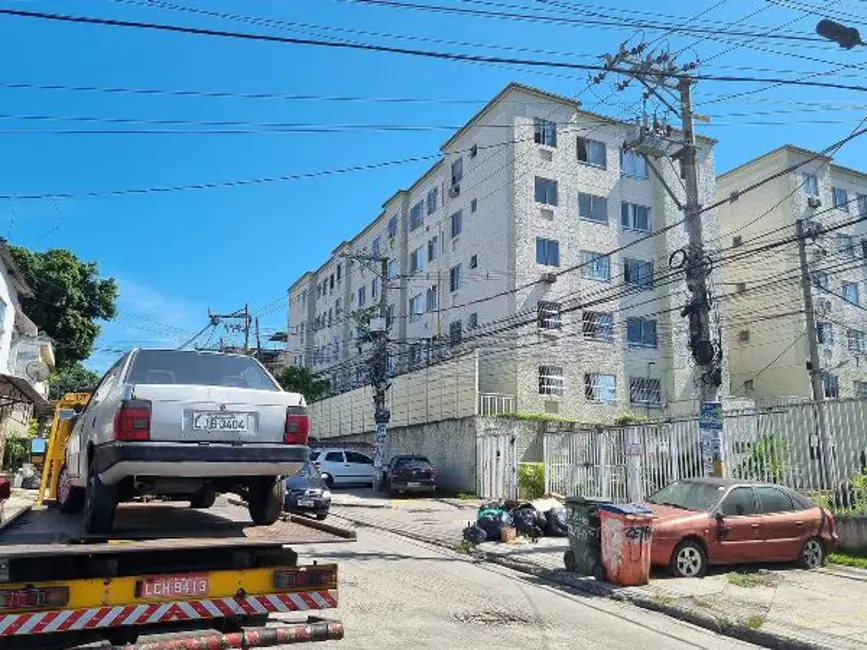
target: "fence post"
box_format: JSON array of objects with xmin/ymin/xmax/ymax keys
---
[
  {"xmin": 543, "ymin": 433, "xmax": 550, "ymax": 495},
  {"xmin": 598, "ymin": 427, "xmax": 610, "ymax": 500},
  {"xmin": 626, "ymin": 425, "xmax": 643, "ymax": 502}
]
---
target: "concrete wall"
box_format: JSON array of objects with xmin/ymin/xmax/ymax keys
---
[{"xmin": 835, "ymin": 516, "xmax": 867, "ymax": 552}]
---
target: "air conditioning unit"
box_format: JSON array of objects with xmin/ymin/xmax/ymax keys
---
[
  {"xmin": 448, "ymin": 184, "xmax": 461, "ymax": 198},
  {"xmin": 541, "ymin": 272, "xmax": 558, "ymax": 284},
  {"xmin": 807, "ymin": 196, "xmax": 822, "ymax": 209}
]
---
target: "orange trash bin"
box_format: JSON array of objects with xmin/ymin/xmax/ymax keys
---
[{"xmin": 598, "ymin": 503, "xmax": 654, "ymax": 587}]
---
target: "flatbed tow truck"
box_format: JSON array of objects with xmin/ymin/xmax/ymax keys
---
[{"xmin": 0, "ymin": 392, "xmax": 354, "ymax": 650}]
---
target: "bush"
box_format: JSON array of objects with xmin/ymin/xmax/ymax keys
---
[
  {"xmin": 2, "ymin": 436, "xmax": 28, "ymax": 472},
  {"xmin": 736, "ymin": 434, "xmax": 790, "ymax": 483},
  {"xmin": 518, "ymin": 462, "xmax": 545, "ymax": 500}
]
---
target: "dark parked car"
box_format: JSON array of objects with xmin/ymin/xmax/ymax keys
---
[
  {"xmin": 283, "ymin": 462, "xmax": 332, "ymax": 520},
  {"xmin": 385, "ymin": 456, "xmax": 437, "ymax": 497}
]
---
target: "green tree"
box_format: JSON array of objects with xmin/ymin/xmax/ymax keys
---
[
  {"xmin": 47, "ymin": 361, "xmax": 101, "ymax": 400},
  {"xmin": 9, "ymin": 246, "xmax": 118, "ymax": 368},
  {"xmin": 274, "ymin": 366, "xmax": 331, "ymax": 402}
]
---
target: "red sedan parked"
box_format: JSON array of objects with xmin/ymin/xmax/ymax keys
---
[{"xmin": 645, "ymin": 478, "xmax": 838, "ymax": 577}]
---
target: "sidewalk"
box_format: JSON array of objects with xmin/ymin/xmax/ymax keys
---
[
  {"xmin": 0, "ymin": 488, "xmax": 36, "ymax": 530},
  {"xmin": 331, "ymin": 492, "xmax": 867, "ymax": 650}
]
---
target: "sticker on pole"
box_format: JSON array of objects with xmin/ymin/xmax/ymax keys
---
[{"xmin": 699, "ymin": 402, "xmax": 723, "ymax": 431}]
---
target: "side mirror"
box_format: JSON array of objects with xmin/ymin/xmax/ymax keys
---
[{"xmin": 715, "ymin": 512, "xmax": 724, "ymax": 525}]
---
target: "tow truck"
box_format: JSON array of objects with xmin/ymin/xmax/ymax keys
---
[{"xmin": 0, "ymin": 392, "xmax": 354, "ymax": 649}]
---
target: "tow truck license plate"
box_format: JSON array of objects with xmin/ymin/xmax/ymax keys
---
[
  {"xmin": 193, "ymin": 413, "xmax": 248, "ymax": 432},
  {"xmin": 139, "ymin": 574, "xmax": 209, "ymax": 599}
]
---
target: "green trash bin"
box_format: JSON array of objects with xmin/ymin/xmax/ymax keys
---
[{"xmin": 563, "ymin": 495, "xmax": 610, "ymax": 580}]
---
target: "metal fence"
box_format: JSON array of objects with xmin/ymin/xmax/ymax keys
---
[
  {"xmin": 478, "ymin": 393, "xmax": 517, "ymax": 416},
  {"xmin": 543, "ymin": 398, "xmax": 867, "ymax": 514}
]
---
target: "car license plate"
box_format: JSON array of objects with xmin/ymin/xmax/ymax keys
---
[
  {"xmin": 407, "ymin": 482, "xmax": 421, "ymax": 488},
  {"xmin": 298, "ymin": 499, "xmax": 314, "ymax": 507},
  {"xmin": 193, "ymin": 412, "xmax": 247, "ymax": 432},
  {"xmin": 139, "ymin": 573, "xmax": 208, "ymax": 600}
]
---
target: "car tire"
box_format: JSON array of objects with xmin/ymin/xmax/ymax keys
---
[
  {"xmin": 190, "ymin": 488, "xmax": 216, "ymax": 509},
  {"xmin": 316, "ymin": 513, "xmax": 328, "ymax": 521},
  {"xmin": 247, "ymin": 478, "xmax": 284, "ymax": 526},
  {"xmin": 321, "ymin": 473, "xmax": 334, "ymax": 489},
  {"xmin": 669, "ymin": 539, "xmax": 707, "ymax": 578},
  {"xmin": 57, "ymin": 463, "xmax": 85, "ymax": 514},
  {"xmin": 83, "ymin": 462, "xmax": 118, "ymax": 535},
  {"xmin": 797, "ymin": 537, "xmax": 826, "ymax": 569}
]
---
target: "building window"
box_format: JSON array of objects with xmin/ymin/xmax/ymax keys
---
[
  {"xmin": 537, "ymin": 301, "xmax": 562, "ymax": 330},
  {"xmin": 621, "ymin": 149, "xmax": 647, "ymax": 178},
  {"xmin": 579, "ymin": 193, "xmax": 608, "ymax": 224},
  {"xmin": 838, "ymin": 234, "xmax": 856, "ymax": 258},
  {"xmin": 449, "ymin": 320, "xmax": 462, "ymax": 345},
  {"xmin": 536, "ymin": 238, "xmax": 560, "ymax": 267},
  {"xmin": 451, "ymin": 157, "xmax": 463, "ymax": 186},
  {"xmin": 577, "ymin": 137, "xmax": 607, "ymax": 168},
  {"xmin": 539, "ymin": 366, "xmax": 565, "ymax": 396},
  {"xmin": 833, "ymin": 187, "xmax": 849, "ymax": 211},
  {"xmin": 388, "ymin": 259, "xmax": 398, "ymax": 279},
  {"xmin": 621, "ymin": 202, "xmax": 651, "ymax": 232},
  {"xmin": 855, "ymin": 381, "xmax": 867, "ymax": 399},
  {"xmin": 469, "ymin": 254, "xmax": 478, "ymax": 269},
  {"xmin": 585, "ymin": 373, "xmax": 617, "ymax": 402},
  {"xmin": 470, "ymin": 144, "xmax": 478, "ymax": 158},
  {"xmin": 426, "ymin": 285, "xmax": 438, "ymax": 311},
  {"xmin": 823, "ymin": 373, "xmax": 839, "ymax": 399},
  {"xmin": 357, "ymin": 286, "xmax": 367, "ymax": 307},
  {"xmin": 388, "ymin": 215, "xmax": 398, "ymax": 238},
  {"xmin": 623, "ymin": 258, "xmax": 654, "ymax": 290},
  {"xmin": 630, "ymin": 377, "xmax": 661, "ymax": 406},
  {"xmin": 581, "ymin": 250, "xmax": 610, "ymax": 281},
  {"xmin": 626, "ymin": 317, "xmax": 657, "ymax": 348},
  {"xmin": 817, "ymin": 321, "xmax": 834, "ymax": 345},
  {"xmin": 859, "ymin": 194, "xmax": 867, "ymax": 217},
  {"xmin": 843, "ymin": 282, "xmax": 860, "ymax": 304},
  {"xmin": 409, "ymin": 294, "xmax": 423, "ymax": 321},
  {"xmin": 386, "ymin": 304, "xmax": 395, "ymax": 328},
  {"xmin": 802, "ymin": 173, "xmax": 819, "ymax": 196},
  {"xmin": 371, "ymin": 236, "xmax": 382, "ymax": 257},
  {"xmin": 449, "ymin": 264, "xmax": 462, "ymax": 292},
  {"xmin": 409, "ymin": 343, "xmax": 422, "ymax": 369},
  {"xmin": 812, "ymin": 271, "xmax": 829, "ymax": 289},
  {"xmin": 371, "ymin": 277, "xmax": 381, "ymax": 299},
  {"xmin": 848, "ymin": 329, "xmax": 865, "ymax": 352},
  {"xmin": 426, "ymin": 187, "xmax": 439, "ymax": 215},
  {"xmin": 533, "ymin": 117, "xmax": 557, "ymax": 147},
  {"xmin": 468, "ymin": 312, "xmax": 478, "ymax": 329},
  {"xmin": 582, "ymin": 311, "xmax": 614, "ymax": 341},
  {"xmin": 410, "ymin": 247, "xmax": 424, "ymax": 273},
  {"xmin": 471, "ymin": 198, "xmax": 478, "ymax": 213},
  {"xmin": 428, "ymin": 236, "xmax": 439, "ymax": 262},
  {"xmin": 335, "ymin": 298, "xmax": 343, "ymax": 315},
  {"xmin": 451, "ymin": 211, "xmax": 463, "ymax": 238},
  {"xmin": 410, "ymin": 201, "xmax": 424, "ymax": 231},
  {"xmin": 534, "ymin": 177, "xmax": 559, "ymax": 206}
]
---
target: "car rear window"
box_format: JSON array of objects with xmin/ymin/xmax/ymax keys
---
[
  {"xmin": 394, "ymin": 458, "xmax": 432, "ymax": 471},
  {"xmin": 310, "ymin": 451, "xmax": 321, "ymax": 461},
  {"xmin": 127, "ymin": 350, "xmax": 278, "ymax": 391}
]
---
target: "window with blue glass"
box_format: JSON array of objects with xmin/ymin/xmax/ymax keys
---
[
  {"xmin": 581, "ymin": 250, "xmax": 610, "ymax": 281},
  {"xmin": 534, "ymin": 177, "xmax": 558, "ymax": 206},
  {"xmin": 626, "ymin": 317, "xmax": 658, "ymax": 348},
  {"xmin": 536, "ymin": 238, "xmax": 560, "ymax": 267},
  {"xmin": 579, "ymin": 193, "xmax": 608, "ymax": 224}
]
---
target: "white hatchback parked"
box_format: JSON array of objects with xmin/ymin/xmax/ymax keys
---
[{"xmin": 311, "ymin": 448, "xmax": 375, "ymax": 488}]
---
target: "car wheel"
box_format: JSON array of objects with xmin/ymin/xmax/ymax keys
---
[
  {"xmin": 316, "ymin": 513, "xmax": 328, "ymax": 521},
  {"xmin": 83, "ymin": 462, "xmax": 118, "ymax": 535},
  {"xmin": 247, "ymin": 478, "xmax": 284, "ymax": 526},
  {"xmin": 669, "ymin": 540, "xmax": 707, "ymax": 578},
  {"xmin": 321, "ymin": 473, "xmax": 334, "ymax": 489},
  {"xmin": 190, "ymin": 487, "xmax": 216, "ymax": 509},
  {"xmin": 798, "ymin": 537, "xmax": 826, "ymax": 569},
  {"xmin": 57, "ymin": 463, "xmax": 85, "ymax": 514}
]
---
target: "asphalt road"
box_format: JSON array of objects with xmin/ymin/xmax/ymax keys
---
[{"xmin": 285, "ymin": 520, "xmax": 758, "ymax": 650}]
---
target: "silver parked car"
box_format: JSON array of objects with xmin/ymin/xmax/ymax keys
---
[{"xmin": 56, "ymin": 348, "xmax": 310, "ymax": 534}]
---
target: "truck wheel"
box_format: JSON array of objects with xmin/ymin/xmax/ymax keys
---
[
  {"xmin": 57, "ymin": 464, "xmax": 85, "ymax": 514},
  {"xmin": 190, "ymin": 487, "xmax": 216, "ymax": 509},
  {"xmin": 248, "ymin": 478, "xmax": 284, "ymax": 526},
  {"xmin": 83, "ymin": 463, "xmax": 118, "ymax": 535}
]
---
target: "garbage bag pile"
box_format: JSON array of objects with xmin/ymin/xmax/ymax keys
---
[{"xmin": 462, "ymin": 499, "xmax": 569, "ymax": 544}]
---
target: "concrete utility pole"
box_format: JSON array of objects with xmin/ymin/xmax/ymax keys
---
[
  {"xmin": 209, "ymin": 307, "xmax": 251, "ymax": 353},
  {"xmin": 796, "ymin": 219, "xmax": 837, "ymax": 487},
  {"xmin": 255, "ymin": 317, "xmax": 262, "ymax": 361},
  {"xmin": 594, "ymin": 43, "xmax": 724, "ymax": 477},
  {"xmin": 339, "ymin": 250, "xmax": 392, "ymax": 492}
]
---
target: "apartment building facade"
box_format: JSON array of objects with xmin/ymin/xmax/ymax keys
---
[
  {"xmin": 288, "ymin": 83, "xmax": 728, "ymax": 422},
  {"xmin": 718, "ymin": 145, "xmax": 867, "ymax": 401}
]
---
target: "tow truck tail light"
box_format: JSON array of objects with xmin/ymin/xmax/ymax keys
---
[
  {"xmin": 114, "ymin": 400, "xmax": 152, "ymax": 441},
  {"xmin": 0, "ymin": 587, "xmax": 69, "ymax": 612},
  {"xmin": 284, "ymin": 406, "xmax": 310, "ymax": 445},
  {"xmin": 273, "ymin": 564, "xmax": 337, "ymax": 590}
]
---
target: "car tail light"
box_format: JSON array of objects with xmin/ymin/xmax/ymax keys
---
[
  {"xmin": 284, "ymin": 406, "xmax": 310, "ymax": 445},
  {"xmin": 114, "ymin": 400, "xmax": 151, "ymax": 441},
  {"xmin": 0, "ymin": 587, "xmax": 69, "ymax": 612},
  {"xmin": 425, "ymin": 468, "xmax": 435, "ymax": 478},
  {"xmin": 273, "ymin": 564, "xmax": 337, "ymax": 591}
]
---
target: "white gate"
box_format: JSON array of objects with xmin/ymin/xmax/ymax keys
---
[{"xmin": 476, "ymin": 434, "xmax": 517, "ymax": 500}]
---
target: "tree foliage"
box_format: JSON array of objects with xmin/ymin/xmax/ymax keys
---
[
  {"xmin": 273, "ymin": 366, "xmax": 331, "ymax": 402},
  {"xmin": 9, "ymin": 246, "xmax": 118, "ymax": 369},
  {"xmin": 47, "ymin": 361, "xmax": 101, "ymax": 400}
]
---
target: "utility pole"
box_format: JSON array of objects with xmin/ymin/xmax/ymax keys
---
[
  {"xmin": 796, "ymin": 219, "xmax": 837, "ymax": 487},
  {"xmin": 594, "ymin": 44, "xmax": 724, "ymax": 477},
  {"xmin": 209, "ymin": 307, "xmax": 251, "ymax": 354},
  {"xmin": 339, "ymin": 249, "xmax": 391, "ymax": 492},
  {"xmin": 243, "ymin": 303, "xmax": 251, "ymax": 354},
  {"xmin": 255, "ymin": 317, "xmax": 262, "ymax": 361}
]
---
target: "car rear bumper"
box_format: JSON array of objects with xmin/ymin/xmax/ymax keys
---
[
  {"xmin": 93, "ymin": 441, "xmax": 309, "ymax": 485},
  {"xmin": 389, "ymin": 480, "xmax": 436, "ymax": 493},
  {"xmin": 284, "ymin": 496, "xmax": 331, "ymax": 515}
]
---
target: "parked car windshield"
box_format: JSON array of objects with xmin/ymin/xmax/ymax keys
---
[
  {"xmin": 647, "ymin": 480, "xmax": 726, "ymax": 512},
  {"xmin": 127, "ymin": 350, "xmax": 278, "ymax": 390},
  {"xmin": 393, "ymin": 458, "xmax": 431, "ymax": 471}
]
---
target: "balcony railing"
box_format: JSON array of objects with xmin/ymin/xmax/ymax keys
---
[{"xmin": 478, "ymin": 393, "xmax": 517, "ymax": 416}]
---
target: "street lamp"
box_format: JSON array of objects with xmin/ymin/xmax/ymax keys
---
[{"xmin": 816, "ymin": 19, "xmax": 864, "ymax": 49}]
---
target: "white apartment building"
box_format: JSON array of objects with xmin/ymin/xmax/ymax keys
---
[
  {"xmin": 288, "ymin": 82, "xmax": 728, "ymax": 422},
  {"xmin": 718, "ymin": 145, "xmax": 867, "ymax": 401}
]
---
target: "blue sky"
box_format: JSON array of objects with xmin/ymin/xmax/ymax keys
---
[{"xmin": 0, "ymin": 0, "xmax": 865, "ymax": 373}]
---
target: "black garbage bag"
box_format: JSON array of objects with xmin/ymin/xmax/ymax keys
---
[
  {"xmin": 477, "ymin": 510, "xmax": 514, "ymax": 541},
  {"xmin": 545, "ymin": 507, "xmax": 568, "ymax": 537},
  {"xmin": 463, "ymin": 523, "xmax": 487, "ymax": 545},
  {"xmin": 512, "ymin": 507, "xmax": 545, "ymax": 538}
]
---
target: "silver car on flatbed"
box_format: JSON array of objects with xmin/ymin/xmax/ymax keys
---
[{"xmin": 56, "ymin": 348, "xmax": 310, "ymax": 534}]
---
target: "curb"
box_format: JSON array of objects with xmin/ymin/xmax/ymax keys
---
[
  {"xmin": 331, "ymin": 508, "xmax": 829, "ymax": 650},
  {"xmin": 0, "ymin": 503, "xmax": 32, "ymax": 533}
]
